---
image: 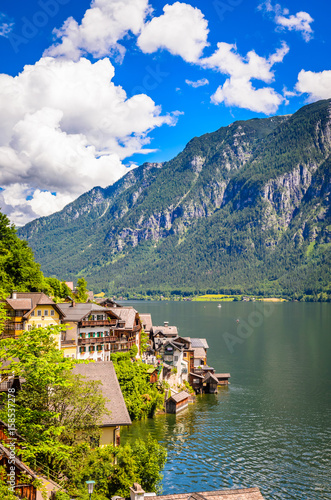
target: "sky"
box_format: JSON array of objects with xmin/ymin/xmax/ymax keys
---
[{"xmin": 0, "ymin": 0, "xmax": 330, "ymax": 226}]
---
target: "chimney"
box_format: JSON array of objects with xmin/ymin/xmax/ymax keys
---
[
  {"xmin": 11, "ymin": 291, "xmax": 17, "ymax": 300},
  {"xmin": 130, "ymin": 483, "xmax": 145, "ymax": 500},
  {"xmin": 70, "ymin": 300, "xmax": 76, "ymax": 308},
  {"xmin": 164, "ymin": 321, "xmax": 169, "ymax": 327}
]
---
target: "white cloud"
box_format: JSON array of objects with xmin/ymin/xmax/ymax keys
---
[
  {"xmin": 0, "ymin": 56, "xmax": 178, "ymax": 225},
  {"xmin": 0, "ymin": 13, "xmax": 14, "ymax": 38},
  {"xmin": 46, "ymin": 0, "xmax": 152, "ymax": 60},
  {"xmin": 185, "ymin": 78, "xmax": 209, "ymax": 88},
  {"xmin": 201, "ymin": 42, "xmax": 288, "ymax": 114},
  {"xmin": 258, "ymin": 1, "xmax": 314, "ymax": 42},
  {"xmin": 295, "ymin": 70, "xmax": 331, "ymax": 101},
  {"xmin": 137, "ymin": 2, "xmax": 209, "ymax": 63}
]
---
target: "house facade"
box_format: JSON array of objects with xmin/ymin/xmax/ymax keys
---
[{"xmin": 1, "ymin": 292, "xmax": 64, "ymax": 346}]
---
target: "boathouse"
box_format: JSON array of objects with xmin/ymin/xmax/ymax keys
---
[
  {"xmin": 203, "ymin": 372, "xmax": 219, "ymax": 394},
  {"xmin": 165, "ymin": 391, "xmax": 190, "ymax": 414},
  {"xmin": 215, "ymin": 373, "xmax": 231, "ymax": 385}
]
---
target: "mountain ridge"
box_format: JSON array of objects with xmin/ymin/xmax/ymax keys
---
[{"xmin": 18, "ymin": 99, "xmax": 331, "ymax": 298}]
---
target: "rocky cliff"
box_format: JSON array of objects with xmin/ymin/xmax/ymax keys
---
[{"xmin": 19, "ymin": 99, "xmax": 331, "ymax": 297}]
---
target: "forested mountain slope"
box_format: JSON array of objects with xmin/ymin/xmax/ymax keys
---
[{"xmin": 19, "ymin": 99, "xmax": 331, "ymax": 298}]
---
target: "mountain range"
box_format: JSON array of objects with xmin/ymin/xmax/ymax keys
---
[{"xmin": 18, "ymin": 99, "xmax": 331, "ymax": 299}]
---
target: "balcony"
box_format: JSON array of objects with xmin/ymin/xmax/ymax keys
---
[
  {"xmin": 79, "ymin": 319, "xmax": 117, "ymax": 327},
  {"xmin": 61, "ymin": 340, "xmax": 77, "ymax": 346},
  {"xmin": 4, "ymin": 322, "xmax": 24, "ymax": 331},
  {"xmin": 78, "ymin": 336, "xmax": 117, "ymax": 345}
]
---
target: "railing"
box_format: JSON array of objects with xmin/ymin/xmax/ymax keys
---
[
  {"xmin": 79, "ymin": 336, "xmax": 117, "ymax": 345},
  {"xmin": 61, "ymin": 340, "xmax": 76, "ymax": 346},
  {"xmin": 79, "ymin": 319, "xmax": 117, "ymax": 327},
  {"xmin": 0, "ymin": 381, "xmax": 13, "ymax": 392}
]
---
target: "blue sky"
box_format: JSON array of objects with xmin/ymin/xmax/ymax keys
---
[{"xmin": 0, "ymin": 0, "xmax": 330, "ymax": 225}]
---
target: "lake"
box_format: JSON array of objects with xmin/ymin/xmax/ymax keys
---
[{"xmin": 121, "ymin": 301, "xmax": 331, "ymax": 500}]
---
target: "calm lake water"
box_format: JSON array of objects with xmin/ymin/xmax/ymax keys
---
[{"xmin": 121, "ymin": 301, "xmax": 331, "ymax": 500}]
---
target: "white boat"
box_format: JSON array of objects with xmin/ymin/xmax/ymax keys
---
[{"xmin": 217, "ymin": 304, "xmax": 222, "ymax": 308}]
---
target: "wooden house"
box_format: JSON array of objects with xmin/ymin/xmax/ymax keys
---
[
  {"xmin": 165, "ymin": 391, "xmax": 190, "ymax": 414},
  {"xmin": 215, "ymin": 373, "xmax": 231, "ymax": 385},
  {"xmin": 203, "ymin": 372, "xmax": 219, "ymax": 394}
]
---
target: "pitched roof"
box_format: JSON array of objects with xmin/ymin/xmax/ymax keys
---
[
  {"xmin": 140, "ymin": 313, "xmax": 153, "ymax": 332},
  {"xmin": 156, "ymin": 488, "xmax": 265, "ymax": 500},
  {"xmin": 203, "ymin": 372, "xmax": 219, "ymax": 384},
  {"xmin": 193, "ymin": 347, "xmax": 207, "ymax": 359},
  {"xmin": 72, "ymin": 361, "xmax": 131, "ymax": 426},
  {"xmin": 191, "ymin": 338, "xmax": 209, "ymax": 349},
  {"xmin": 215, "ymin": 373, "xmax": 231, "ymax": 379},
  {"xmin": 0, "ymin": 443, "xmax": 38, "ymax": 479},
  {"xmin": 167, "ymin": 391, "xmax": 190, "ymax": 403},
  {"xmin": 110, "ymin": 307, "xmax": 138, "ymax": 329},
  {"xmin": 57, "ymin": 303, "xmax": 118, "ymax": 322},
  {"xmin": 5, "ymin": 292, "xmax": 64, "ymax": 319},
  {"xmin": 153, "ymin": 325, "xmax": 178, "ymax": 336}
]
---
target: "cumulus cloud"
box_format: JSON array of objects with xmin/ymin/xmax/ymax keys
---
[
  {"xmin": 295, "ymin": 70, "xmax": 331, "ymax": 101},
  {"xmin": 0, "ymin": 57, "xmax": 177, "ymax": 225},
  {"xmin": 201, "ymin": 42, "xmax": 289, "ymax": 114},
  {"xmin": 46, "ymin": 0, "xmax": 152, "ymax": 60},
  {"xmin": 258, "ymin": 1, "xmax": 314, "ymax": 42},
  {"xmin": 137, "ymin": 2, "xmax": 209, "ymax": 63},
  {"xmin": 0, "ymin": 13, "xmax": 14, "ymax": 37},
  {"xmin": 185, "ymin": 78, "xmax": 209, "ymax": 88}
]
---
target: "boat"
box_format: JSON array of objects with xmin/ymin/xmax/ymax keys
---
[{"xmin": 217, "ymin": 304, "xmax": 222, "ymax": 308}]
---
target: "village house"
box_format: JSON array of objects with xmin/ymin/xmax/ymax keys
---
[
  {"xmin": 1, "ymin": 292, "xmax": 64, "ymax": 346},
  {"xmin": 157, "ymin": 340, "xmax": 188, "ymax": 384},
  {"xmin": 72, "ymin": 361, "xmax": 132, "ymax": 446},
  {"xmin": 152, "ymin": 322, "xmax": 178, "ymax": 349},
  {"xmin": 109, "ymin": 306, "xmax": 142, "ymax": 355},
  {"xmin": 165, "ymin": 391, "xmax": 190, "ymax": 414},
  {"xmin": 129, "ymin": 483, "xmax": 265, "ymax": 500},
  {"xmin": 57, "ymin": 301, "xmax": 121, "ymax": 360}
]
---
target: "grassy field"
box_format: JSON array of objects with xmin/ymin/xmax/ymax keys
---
[{"xmin": 192, "ymin": 294, "xmax": 242, "ymax": 302}]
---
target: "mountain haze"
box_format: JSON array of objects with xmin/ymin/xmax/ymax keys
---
[{"xmin": 19, "ymin": 99, "xmax": 331, "ymax": 298}]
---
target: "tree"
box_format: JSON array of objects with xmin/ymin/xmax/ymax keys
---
[
  {"xmin": 75, "ymin": 278, "xmax": 88, "ymax": 303},
  {"xmin": 0, "ymin": 326, "xmax": 108, "ymax": 474},
  {"xmin": 140, "ymin": 329, "xmax": 150, "ymax": 354},
  {"xmin": 0, "ymin": 211, "xmax": 45, "ymax": 294},
  {"xmin": 111, "ymin": 352, "xmax": 163, "ymax": 420}
]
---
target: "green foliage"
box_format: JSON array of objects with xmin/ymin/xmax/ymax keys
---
[
  {"xmin": 0, "ymin": 211, "xmax": 45, "ymax": 294},
  {"xmin": 110, "ymin": 352, "xmax": 164, "ymax": 420},
  {"xmin": 0, "ymin": 326, "xmax": 108, "ymax": 474},
  {"xmin": 75, "ymin": 277, "xmax": 88, "ymax": 303},
  {"xmin": 44, "ymin": 277, "xmax": 72, "ymax": 300},
  {"xmin": 64, "ymin": 437, "xmax": 166, "ymax": 498},
  {"xmin": 140, "ymin": 328, "xmax": 149, "ymax": 354},
  {"xmin": 129, "ymin": 344, "xmax": 138, "ymax": 358}
]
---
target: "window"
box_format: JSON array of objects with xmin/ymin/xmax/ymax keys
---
[
  {"xmin": 97, "ymin": 314, "xmax": 103, "ymax": 321},
  {"xmin": 37, "ymin": 324, "xmax": 41, "ymax": 328},
  {"xmin": 44, "ymin": 310, "xmax": 48, "ymax": 316},
  {"xmin": 50, "ymin": 310, "xmax": 55, "ymax": 316},
  {"xmin": 30, "ymin": 311, "xmax": 35, "ymax": 317},
  {"xmin": 174, "ymin": 356, "xmax": 178, "ymax": 361},
  {"xmin": 37, "ymin": 310, "xmax": 42, "ymax": 316},
  {"xmin": 27, "ymin": 325, "xmax": 32, "ymax": 331}
]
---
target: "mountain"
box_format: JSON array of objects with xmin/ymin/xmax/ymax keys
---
[{"xmin": 18, "ymin": 99, "xmax": 331, "ymax": 299}]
